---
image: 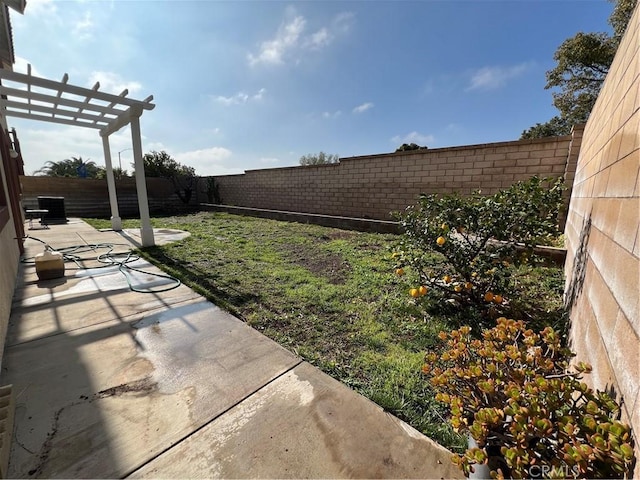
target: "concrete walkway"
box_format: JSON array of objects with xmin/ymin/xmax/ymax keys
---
[{"xmin": 3, "ymin": 219, "xmax": 461, "ymax": 479}]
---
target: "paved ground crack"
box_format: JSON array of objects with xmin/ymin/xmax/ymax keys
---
[{"xmin": 27, "ymin": 405, "xmax": 64, "ymax": 477}]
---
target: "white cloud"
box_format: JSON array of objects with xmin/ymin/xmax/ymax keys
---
[
  {"xmin": 15, "ymin": 125, "xmax": 118, "ymax": 175},
  {"xmin": 174, "ymin": 147, "xmax": 234, "ymax": 176},
  {"xmin": 248, "ymin": 15, "xmax": 306, "ymax": 66},
  {"xmin": 248, "ymin": 10, "xmax": 354, "ymax": 67},
  {"xmin": 212, "ymin": 88, "xmax": 266, "ymax": 106},
  {"xmin": 332, "ymin": 12, "xmax": 355, "ymax": 34},
  {"xmin": 352, "ymin": 102, "xmax": 374, "ymax": 114},
  {"xmin": 304, "ymin": 28, "xmax": 330, "ymax": 50},
  {"xmin": 391, "ymin": 131, "xmax": 435, "ymax": 146},
  {"xmin": 87, "ymin": 71, "xmax": 143, "ymax": 95},
  {"xmin": 466, "ymin": 62, "xmax": 532, "ymax": 91},
  {"xmin": 322, "ymin": 110, "xmax": 342, "ymax": 119},
  {"xmin": 73, "ymin": 11, "xmax": 93, "ymax": 40}
]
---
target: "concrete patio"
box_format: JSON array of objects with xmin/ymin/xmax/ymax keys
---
[{"xmin": 2, "ymin": 219, "xmax": 461, "ymax": 479}]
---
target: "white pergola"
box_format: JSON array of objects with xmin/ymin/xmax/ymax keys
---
[{"xmin": 0, "ymin": 65, "xmax": 157, "ymax": 246}]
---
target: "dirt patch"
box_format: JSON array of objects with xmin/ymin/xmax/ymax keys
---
[
  {"xmin": 281, "ymin": 243, "xmax": 351, "ymax": 284},
  {"xmin": 320, "ymin": 231, "xmax": 357, "ymax": 241},
  {"xmin": 96, "ymin": 378, "xmax": 157, "ymax": 398}
]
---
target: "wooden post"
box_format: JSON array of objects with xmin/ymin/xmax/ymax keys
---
[
  {"xmin": 130, "ymin": 109, "xmax": 155, "ymax": 247},
  {"xmin": 100, "ymin": 133, "xmax": 122, "ymax": 231}
]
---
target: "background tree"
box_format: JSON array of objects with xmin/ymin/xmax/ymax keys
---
[
  {"xmin": 521, "ymin": 0, "xmax": 637, "ymax": 139},
  {"xmin": 396, "ymin": 143, "xmax": 428, "ymax": 152},
  {"xmin": 96, "ymin": 167, "xmax": 129, "ymax": 180},
  {"xmin": 139, "ymin": 150, "xmax": 195, "ymax": 178},
  {"xmin": 520, "ymin": 116, "xmax": 571, "ymax": 140},
  {"xmin": 138, "ymin": 150, "xmax": 197, "ymax": 205},
  {"xmin": 34, "ymin": 156, "xmax": 105, "ymax": 178},
  {"xmin": 299, "ymin": 152, "xmax": 339, "ymax": 166}
]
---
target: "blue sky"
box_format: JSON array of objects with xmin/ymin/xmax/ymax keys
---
[{"xmin": 10, "ymin": 0, "xmax": 614, "ymax": 176}]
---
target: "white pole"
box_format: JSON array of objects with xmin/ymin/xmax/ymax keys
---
[
  {"xmin": 129, "ymin": 109, "xmax": 155, "ymax": 247},
  {"xmin": 101, "ymin": 133, "xmax": 122, "ymax": 231}
]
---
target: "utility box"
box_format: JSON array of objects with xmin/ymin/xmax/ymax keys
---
[{"xmin": 37, "ymin": 196, "xmax": 67, "ymax": 224}]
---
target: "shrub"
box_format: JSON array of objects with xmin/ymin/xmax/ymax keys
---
[
  {"xmin": 422, "ymin": 318, "xmax": 635, "ymax": 479},
  {"xmin": 395, "ymin": 176, "xmax": 564, "ymax": 322}
]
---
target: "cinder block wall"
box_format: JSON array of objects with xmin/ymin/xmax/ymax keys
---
[
  {"xmin": 212, "ymin": 135, "xmax": 575, "ymax": 220},
  {"xmin": 564, "ymin": 3, "xmax": 639, "ymax": 467},
  {"xmin": 20, "ymin": 176, "xmax": 198, "ymax": 217}
]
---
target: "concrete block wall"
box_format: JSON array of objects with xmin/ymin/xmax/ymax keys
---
[
  {"xmin": 563, "ymin": 3, "xmax": 639, "ymax": 469},
  {"xmin": 212, "ymin": 135, "xmax": 573, "ymax": 221},
  {"xmin": 20, "ymin": 176, "xmax": 198, "ymax": 218}
]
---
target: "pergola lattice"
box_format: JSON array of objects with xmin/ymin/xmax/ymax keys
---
[{"xmin": 0, "ymin": 64, "xmax": 157, "ymax": 246}]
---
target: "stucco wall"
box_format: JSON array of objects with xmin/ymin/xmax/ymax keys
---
[
  {"xmin": 0, "ymin": 153, "xmax": 20, "ymax": 367},
  {"xmin": 564, "ymin": 3, "xmax": 639, "ymax": 465},
  {"xmin": 212, "ymin": 135, "xmax": 577, "ymax": 221}
]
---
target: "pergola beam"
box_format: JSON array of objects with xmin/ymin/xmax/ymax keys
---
[
  {"xmin": 0, "ymin": 99, "xmax": 113, "ymax": 124},
  {"xmin": 101, "ymin": 106, "xmax": 137, "ymax": 137},
  {"xmin": 0, "ymin": 68, "xmax": 155, "ymax": 110},
  {"xmin": 3, "ymin": 109, "xmax": 104, "ymax": 129},
  {"xmin": 73, "ymin": 81, "xmax": 100, "ymax": 121},
  {"xmin": 51, "ymin": 72, "xmax": 69, "ymax": 118},
  {"xmin": 0, "ymin": 85, "xmax": 124, "ymax": 117}
]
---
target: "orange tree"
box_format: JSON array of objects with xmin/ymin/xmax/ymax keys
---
[{"xmin": 395, "ymin": 176, "xmax": 564, "ymax": 323}]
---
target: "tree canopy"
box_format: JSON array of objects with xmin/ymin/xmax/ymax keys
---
[
  {"xmin": 139, "ymin": 150, "xmax": 197, "ymax": 205},
  {"xmin": 521, "ymin": 0, "xmax": 637, "ymax": 139},
  {"xmin": 396, "ymin": 143, "xmax": 428, "ymax": 152},
  {"xmin": 299, "ymin": 152, "xmax": 339, "ymax": 166},
  {"xmin": 520, "ymin": 116, "xmax": 571, "ymax": 140},
  {"xmin": 34, "ymin": 156, "xmax": 105, "ymax": 178},
  {"xmin": 140, "ymin": 150, "xmax": 196, "ymax": 178}
]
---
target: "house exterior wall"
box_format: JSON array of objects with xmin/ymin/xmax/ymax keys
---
[
  {"xmin": 211, "ymin": 135, "xmax": 575, "ymax": 221},
  {"xmin": 0, "ymin": 119, "xmax": 20, "ymax": 365},
  {"xmin": 0, "ymin": 217, "xmax": 19, "ymax": 356},
  {"xmin": 563, "ymin": 3, "xmax": 639, "ymax": 469}
]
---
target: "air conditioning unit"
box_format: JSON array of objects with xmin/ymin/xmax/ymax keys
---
[{"xmin": 37, "ymin": 196, "xmax": 67, "ymax": 224}]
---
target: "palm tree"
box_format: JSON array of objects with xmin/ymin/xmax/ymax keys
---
[{"xmin": 34, "ymin": 156, "xmax": 105, "ymax": 178}]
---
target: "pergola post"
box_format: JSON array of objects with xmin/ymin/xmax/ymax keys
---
[
  {"xmin": 130, "ymin": 108, "xmax": 155, "ymax": 247},
  {"xmin": 100, "ymin": 133, "xmax": 122, "ymax": 231}
]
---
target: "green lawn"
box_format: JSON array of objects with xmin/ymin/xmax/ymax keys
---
[{"xmin": 85, "ymin": 212, "xmax": 566, "ymax": 452}]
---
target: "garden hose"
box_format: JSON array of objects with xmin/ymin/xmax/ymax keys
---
[{"xmin": 21, "ymin": 236, "xmax": 182, "ymax": 293}]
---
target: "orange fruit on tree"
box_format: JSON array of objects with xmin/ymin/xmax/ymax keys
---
[
  {"xmin": 443, "ymin": 275, "xmax": 452, "ymax": 284},
  {"xmin": 395, "ymin": 268, "xmax": 405, "ymax": 276},
  {"xmin": 484, "ymin": 292, "xmax": 494, "ymax": 302},
  {"xmin": 454, "ymin": 285, "xmax": 463, "ymax": 293},
  {"xmin": 409, "ymin": 288, "xmax": 420, "ymax": 298},
  {"xmin": 418, "ymin": 285, "xmax": 428, "ymax": 296},
  {"xmin": 436, "ymin": 236, "xmax": 446, "ymax": 246},
  {"xmin": 464, "ymin": 282, "xmax": 473, "ymax": 290},
  {"xmin": 493, "ymin": 294, "xmax": 503, "ymax": 304}
]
